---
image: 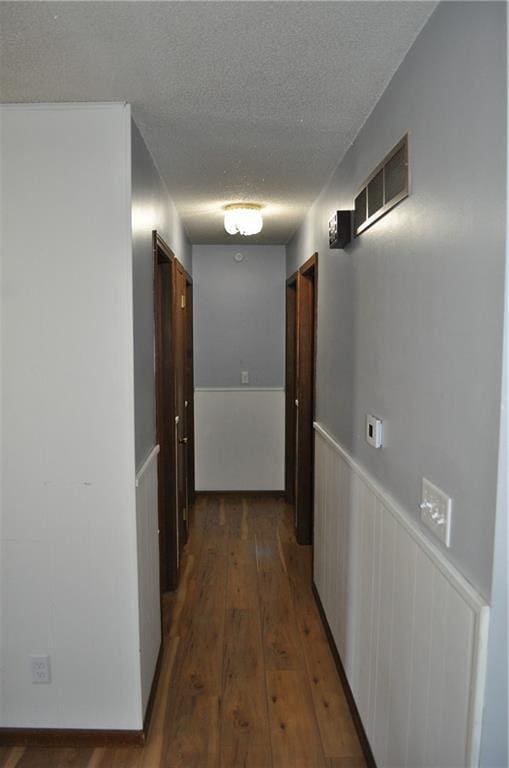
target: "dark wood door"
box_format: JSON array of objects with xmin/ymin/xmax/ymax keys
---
[
  {"xmin": 285, "ymin": 276, "xmax": 298, "ymax": 505},
  {"xmin": 154, "ymin": 236, "xmax": 195, "ymax": 592},
  {"xmin": 154, "ymin": 233, "xmax": 178, "ymax": 591},
  {"xmin": 173, "ymin": 259, "xmax": 188, "ymax": 566},
  {"xmin": 185, "ymin": 279, "xmax": 195, "ymax": 512},
  {"xmin": 294, "ymin": 254, "xmax": 317, "ymax": 545}
]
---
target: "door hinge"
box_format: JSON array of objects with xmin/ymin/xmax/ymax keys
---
[
  {"xmin": 181, "ymin": 294, "xmax": 186, "ymax": 309},
  {"xmin": 183, "ymin": 506, "xmax": 188, "ymax": 521}
]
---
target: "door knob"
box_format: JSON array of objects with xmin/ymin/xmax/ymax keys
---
[{"xmin": 179, "ymin": 437, "xmax": 188, "ymax": 444}]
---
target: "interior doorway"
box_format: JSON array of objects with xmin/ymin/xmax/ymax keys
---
[
  {"xmin": 153, "ymin": 231, "xmax": 194, "ymax": 592},
  {"xmin": 285, "ymin": 253, "xmax": 318, "ymax": 545},
  {"xmin": 173, "ymin": 259, "xmax": 194, "ymax": 560},
  {"xmin": 285, "ymin": 274, "xmax": 297, "ymax": 506},
  {"xmin": 185, "ymin": 279, "xmax": 195, "ymax": 514}
]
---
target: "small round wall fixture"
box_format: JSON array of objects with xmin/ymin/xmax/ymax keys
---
[
  {"xmin": 234, "ymin": 252, "xmax": 245, "ymax": 262},
  {"xmin": 224, "ymin": 203, "xmax": 263, "ymax": 236}
]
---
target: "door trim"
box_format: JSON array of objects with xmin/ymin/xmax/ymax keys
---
[
  {"xmin": 153, "ymin": 230, "xmax": 178, "ymax": 591},
  {"xmin": 172, "ymin": 258, "xmax": 194, "ymax": 553},
  {"xmin": 285, "ymin": 271, "xmax": 298, "ymax": 504},
  {"xmin": 285, "ymin": 254, "xmax": 318, "ymax": 545},
  {"xmin": 185, "ymin": 275, "xmax": 195, "ymax": 512}
]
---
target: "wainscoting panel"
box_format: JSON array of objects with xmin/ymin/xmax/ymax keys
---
[
  {"xmin": 313, "ymin": 422, "xmax": 489, "ymax": 768},
  {"xmin": 194, "ymin": 388, "xmax": 285, "ymax": 490},
  {"xmin": 135, "ymin": 445, "xmax": 161, "ymax": 716}
]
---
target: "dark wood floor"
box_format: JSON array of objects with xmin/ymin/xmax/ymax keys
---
[{"xmin": 0, "ymin": 495, "xmax": 364, "ymax": 768}]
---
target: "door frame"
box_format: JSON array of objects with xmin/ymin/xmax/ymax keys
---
[
  {"xmin": 285, "ymin": 271, "xmax": 298, "ymax": 504},
  {"xmin": 184, "ymin": 274, "xmax": 195, "ymax": 514},
  {"xmin": 153, "ymin": 231, "xmax": 178, "ymax": 591},
  {"xmin": 172, "ymin": 258, "xmax": 194, "ymax": 555},
  {"xmin": 285, "ymin": 253, "xmax": 318, "ymax": 545}
]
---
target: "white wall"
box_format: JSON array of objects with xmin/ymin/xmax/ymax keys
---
[
  {"xmin": 135, "ymin": 446, "xmax": 161, "ymax": 717},
  {"xmin": 194, "ymin": 389, "xmax": 284, "ymax": 491},
  {"xmin": 0, "ymin": 104, "xmax": 142, "ymax": 729}
]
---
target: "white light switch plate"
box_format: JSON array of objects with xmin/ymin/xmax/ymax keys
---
[{"xmin": 420, "ymin": 478, "xmax": 452, "ymax": 547}]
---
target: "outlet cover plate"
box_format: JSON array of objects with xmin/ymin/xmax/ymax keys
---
[
  {"xmin": 31, "ymin": 654, "xmax": 51, "ymax": 684},
  {"xmin": 421, "ymin": 478, "xmax": 452, "ymax": 547}
]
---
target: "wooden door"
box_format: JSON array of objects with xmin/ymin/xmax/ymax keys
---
[
  {"xmin": 173, "ymin": 260, "xmax": 191, "ymax": 556},
  {"xmin": 285, "ymin": 276, "xmax": 298, "ymax": 505},
  {"xmin": 294, "ymin": 254, "xmax": 317, "ymax": 545},
  {"xmin": 185, "ymin": 279, "xmax": 195, "ymax": 512},
  {"xmin": 154, "ymin": 236, "xmax": 194, "ymax": 591},
  {"xmin": 154, "ymin": 233, "xmax": 178, "ymax": 591}
]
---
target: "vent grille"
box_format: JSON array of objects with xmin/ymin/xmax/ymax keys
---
[
  {"xmin": 354, "ymin": 135, "xmax": 408, "ymax": 237},
  {"xmin": 367, "ymin": 169, "xmax": 384, "ymax": 218},
  {"xmin": 354, "ymin": 188, "xmax": 367, "ymax": 233}
]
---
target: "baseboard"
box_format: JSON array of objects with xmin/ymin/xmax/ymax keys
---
[
  {"xmin": 0, "ymin": 641, "xmax": 164, "ymax": 749},
  {"xmin": 312, "ymin": 582, "xmax": 377, "ymax": 768},
  {"xmin": 195, "ymin": 490, "xmax": 285, "ymax": 498},
  {"xmin": 0, "ymin": 728, "xmax": 145, "ymax": 748},
  {"xmin": 143, "ymin": 639, "xmax": 163, "ymax": 737}
]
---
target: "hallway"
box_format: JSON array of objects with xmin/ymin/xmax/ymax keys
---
[
  {"xmin": 1, "ymin": 4, "xmax": 507, "ymax": 764},
  {"xmin": 0, "ymin": 495, "xmax": 364, "ymax": 768}
]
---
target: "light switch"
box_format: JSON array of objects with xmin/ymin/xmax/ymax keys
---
[
  {"xmin": 420, "ymin": 478, "xmax": 452, "ymax": 547},
  {"xmin": 241, "ymin": 371, "xmax": 249, "ymax": 385}
]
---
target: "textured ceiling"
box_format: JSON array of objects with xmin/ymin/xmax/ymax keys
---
[{"xmin": 0, "ymin": 1, "xmax": 435, "ymax": 244}]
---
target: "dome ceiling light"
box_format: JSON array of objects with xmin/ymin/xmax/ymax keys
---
[{"xmin": 224, "ymin": 203, "xmax": 263, "ymax": 237}]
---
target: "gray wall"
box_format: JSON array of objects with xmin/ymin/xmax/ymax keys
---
[
  {"xmin": 287, "ymin": 1, "xmax": 506, "ymax": 600},
  {"xmin": 131, "ymin": 119, "xmax": 192, "ymax": 466},
  {"xmin": 193, "ymin": 245, "xmax": 286, "ymax": 387},
  {"xmin": 480, "ymin": 191, "xmax": 508, "ymax": 768}
]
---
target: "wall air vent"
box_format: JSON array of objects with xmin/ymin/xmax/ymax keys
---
[{"xmin": 353, "ymin": 135, "xmax": 409, "ymax": 237}]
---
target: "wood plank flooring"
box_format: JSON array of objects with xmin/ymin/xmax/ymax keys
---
[{"xmin": 0, "ymin": 495, "xmax": 364, "ymax": 768}]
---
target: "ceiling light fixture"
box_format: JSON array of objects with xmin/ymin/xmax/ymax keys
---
[{"xmin": 224, "ymin": 203, "xmax": 263, "ymax": 236}]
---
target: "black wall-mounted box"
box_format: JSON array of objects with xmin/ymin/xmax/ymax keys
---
[{"xmin": 328, "ymin": 210, "xmax": 352, "ymax": 249}]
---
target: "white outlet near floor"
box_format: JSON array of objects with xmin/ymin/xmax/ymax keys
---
[
  {"xmin": 420, "ymin": 478, "xmax": 452, "ymax": 547},
  {"xmin": 241, "ymin": 371, "xmax": 249, "ymax": 385},
  {"xmin": 31, "ymin": 654, "xmax": 51, "ymax": 684}
]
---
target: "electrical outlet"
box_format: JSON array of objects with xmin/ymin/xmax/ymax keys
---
[
  {"xmin": 241, "ymin": 371, "xmax": 249, "ymax": 385},
  {"xmin": 31, "ymin": 654, "xmax": 51, "ymax": 684},
  {"xmin": 420, "ymin": 478, "xmax": 452, "ymax": 547}
]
